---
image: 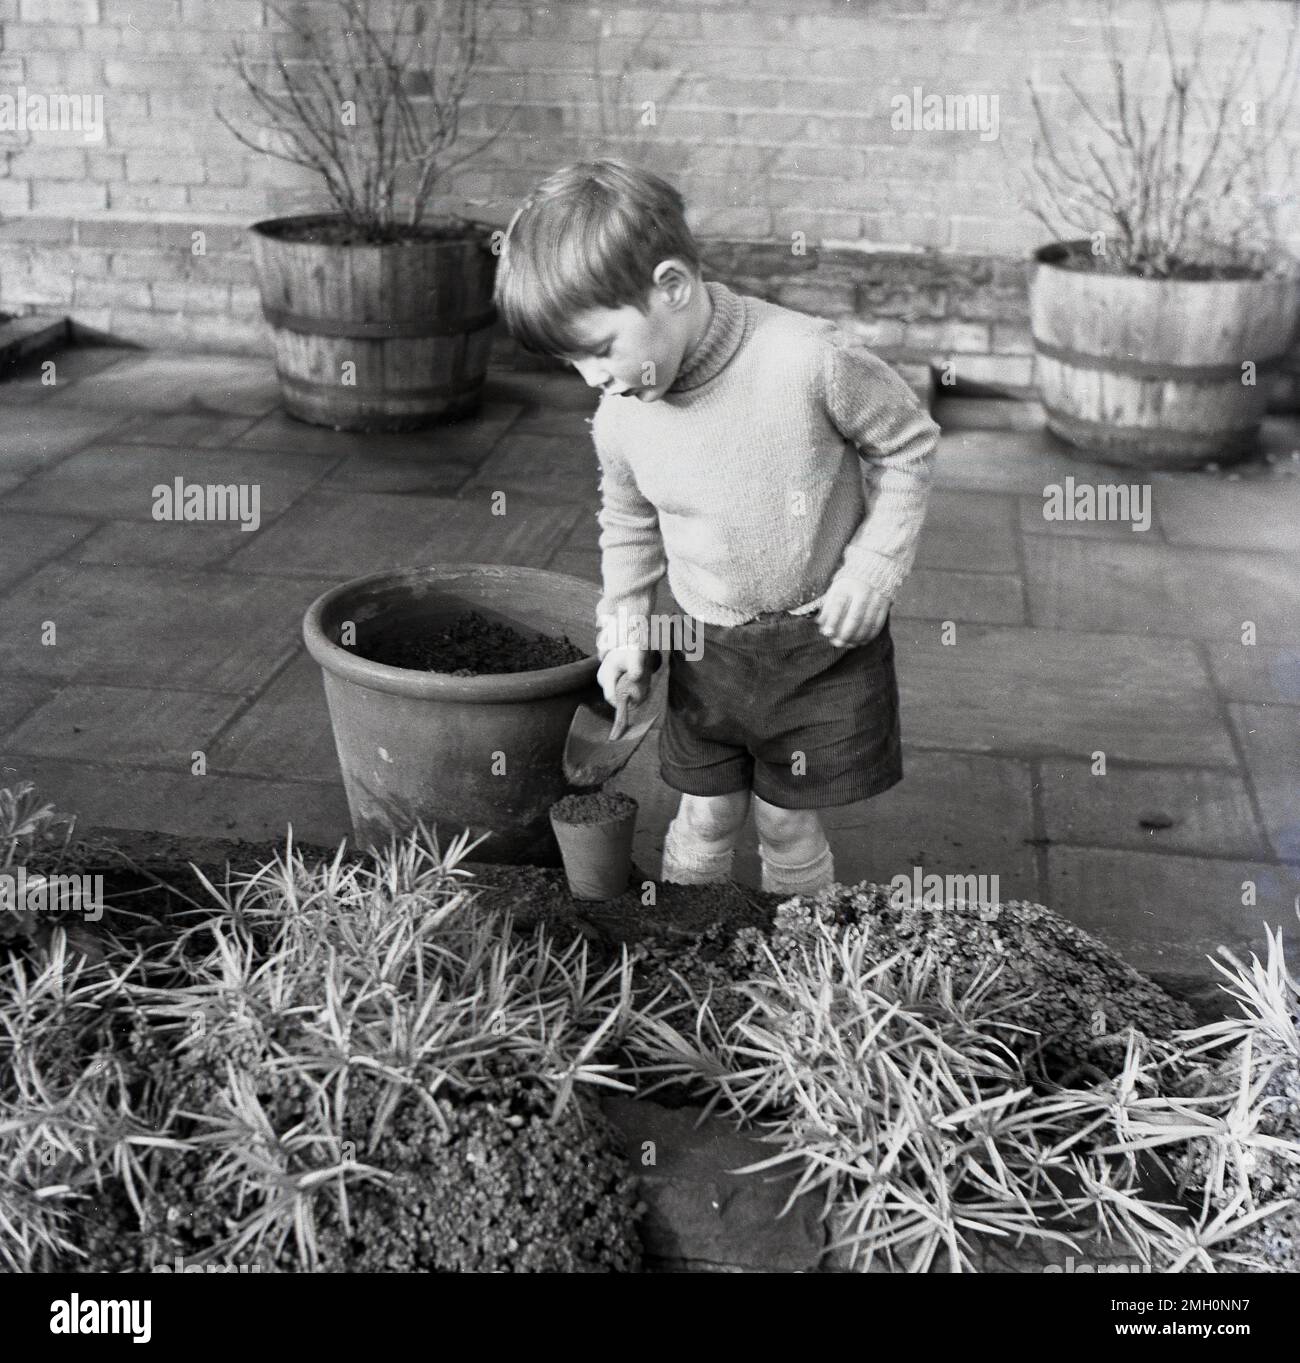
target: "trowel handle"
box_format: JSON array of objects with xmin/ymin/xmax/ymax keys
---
[{"xmin": 610, "ymin": 674, "xmax": 634, "ymax": 741}]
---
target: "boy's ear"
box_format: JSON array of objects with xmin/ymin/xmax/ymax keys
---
[{"xmin": 650, "ymin": 258, "xmax": 698, "ymax": 310}]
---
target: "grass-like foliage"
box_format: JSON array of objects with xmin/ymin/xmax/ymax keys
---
[
  {"xmin": 0, "ymin": 824, "xmax": 649, "ymax": 1272},
  {"xmin": 0, "ymin": 780, "xmax": 79, "ymax": 953},
  {"xmin": 626, "ymin": 890, "xmax": 1300, "ymax": 1273},
  {"xmin": 3, "ymin": 779, "xmax": 1295, "ymax": 1275},
  {"xmin": 0, "ymin": 780, "xmax": 75, "ymax": 873}
]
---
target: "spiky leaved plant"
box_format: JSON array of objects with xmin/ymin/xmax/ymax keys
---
[
  {"xmin": 0, "ymin": 810, "xmax": 659, "ymax": 1273},
  {"xmin": 624, "ymin": 896, "xmax": 1300, "ymax": 1272}
]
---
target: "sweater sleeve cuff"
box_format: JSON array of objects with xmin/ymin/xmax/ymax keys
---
[{"xmin": 833, "ymin": 546, "xmax": 911, "ymax": 600}]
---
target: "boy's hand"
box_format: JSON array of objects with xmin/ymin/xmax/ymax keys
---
[
  {"xmin": 596, "ymin": 645, "xmax": 652, "ymax": 709},
  {"xmin": 817, "ymin": 578, "xmax": 891, "ymax": 648}
]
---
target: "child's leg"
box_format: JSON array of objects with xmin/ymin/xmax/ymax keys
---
[
  {"xmin": 751, "ymin": 793, "xmax": 835, "ymax": 896},
  {"xmin": 661, "ymin": 790, "xmax": 750, "ymax": 884}
]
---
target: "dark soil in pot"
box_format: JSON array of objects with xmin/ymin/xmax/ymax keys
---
[
  {"xmin": 255, "ymin": 213, "xmax": 482, "ymax": 248},
  {"xmin": 551, "ymin": 791, "xmax": 639, "ymax": 826},
  {"xmin": 1037, "ymin": 238, "xmax": 1269, "ymax": 281},
  {"xmin": 359, "ymin": 609, "xmax": 588, "ymax": 675}
]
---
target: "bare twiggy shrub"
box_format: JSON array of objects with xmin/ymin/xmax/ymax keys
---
[
  {"xmin": 1027, "ymin": 0, "xmax": 1300, "ymax": 277},
  {"xmin": 218, "ymin": 0, "xmax": 507, "ymax": 235}
]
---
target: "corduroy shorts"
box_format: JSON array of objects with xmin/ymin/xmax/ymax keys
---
[{"xmin": 659, "ymin": 606, "xmax": 903, "ymax": 809}]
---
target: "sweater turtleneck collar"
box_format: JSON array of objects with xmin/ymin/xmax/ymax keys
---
[{"xmin": 668, "ymin": 280, "xmax": 748, "ymax": 394}]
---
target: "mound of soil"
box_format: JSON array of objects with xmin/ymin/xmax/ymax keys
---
[
  {"xmin": 551, "ymin": 791, "xmax": 638, "ymax": 826},
  {"xmin": 733, "ymin": 883, "xmax": 1198, "ymax": 1077},
  {"xmin": 361, "ymin": 610, "xmax": 588, "ymax": 675}
]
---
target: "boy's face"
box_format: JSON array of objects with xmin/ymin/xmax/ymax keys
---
[{"xmin": 560, "ymin": 261, "xmax": 703, "ymax": 403}]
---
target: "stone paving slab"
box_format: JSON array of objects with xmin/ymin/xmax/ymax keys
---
[
  {"xmin": 509, "ymin": 406, "xmax": 599, "ymax": 437},
  {"xmin": 2, "ymin": 442, "xmax": 339, "ymax": 524},
  {"xmin": 912, "ymin": 489, "xmax": 1019, "ymax": 573},
  {"xmin": 545, "ymin": 548, "xmax": 602, "ymax": 585},
  {"xmin": 817, "ymin": 748, "xmax": 1041, "ymax": 894},
  {"xmin": 892, "ymin": 623, "xmax": 1238, "ymax": 766},
  {"xmin": 934, "ymin": 396, "xmax": 1047, "ymax": 432},
  {"xmin": 598, "ymin": 1093, "xmax": 824, "ymax": 1273},
  {"xmin": 893, "ymin": 567, "xmax": 1024, "ymax": 625},
  {"xmin": 468, "ymin": 430, "xmax": 603, "ymax": 505},
  {"xmin": 1154, "ymin": 473, "xmax": 1300, "ymax": 554},
  {"xmin": 74, "ymin": 518, "xmax": 256, "ymax": 569},
  {"xmin": 319, "ymin": 454, "xmax": 477, "ymax": 497},
  {"xmin": 610, "ymin": 739, "xmax": 1041, "ymax": 900},
  {"xmin": 1022, "ymin": 536, "xmax": 1300, "ymax": 641},
  {"xmin": 1227, "ymin": 702, "xmax": 1300, "ymax": 863},
  {"xmin": 208, "ymin": 651, "xmax": 340, "ymax": 783},
  {"xmin": 0, "ymin": 755, "xmax": 350, "ymax": 847},
  {"xmin": 557, "ymin": 507, "xmax": 604, "ymax": 555},
  {"xmin": 1, "ymin": 351, "xmax": 1296, "ymax": 1004},
  {"xmin": 932, "ymin": 428, "xmax": 1123, "ymax": 495},
  {"xmin": 223, "ymin": 489, "xmax": 582, "ymax": 579},
  {"xmin": 108, "ymin": 411, "xmax": 264, "ymax": 449},
  {"xmin": 45, "ymin": 352, "xmax": 281, "ymax": 416},
  {"xmin": 487, "ymin": 370, "xmax": 601, "ymax": 416},
  {"xmin": 1, "ymin": 683, "xmax": 242, "ymax": 768},
  {"xmin": 0, "ymin": 510, "xmax": 98, "ymax": 593},
  {"xmin": 233, "ymin": 399, "xmax": 523, "ymax": 462},
  {"xmin": 1201, "ymin": 642, "xmax": 1300, "ymax": 706},
  {"xmin": 607, "ymin": 735, "xmax": 689, "ymax": 881},
  {"xmin": 1045, "ymin": 845, "xmax": 1300, "ymax": 983},
  {"xmin": 1017, "ymin": 492, "xmax": 1160, "ymax": 540},
  {"xmin": 0, "ymin": 403, "xmax": 134, "ymax": 482},
  {"xmin": 0, "ymin": 677, "xmax": 57, "ymax": 737},
  {"xmin": 1038, "ymin": 759, "xmax": 1270, "ymax": 860},
  {"xmin": 0, "ymin": 564, "xmax": 332, "ymax": 694}
]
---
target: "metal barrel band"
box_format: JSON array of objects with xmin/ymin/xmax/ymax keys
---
[
  {"xmin": 262, "ymin": 305, "xmax": 498, "ymax": 339},
  {"xmin": 1034, "ymin": 338, "xmax": 1286, "ymax": 382},
  {"xmin": 1044, "ymin": 405, "xmax": 1259, "ymax": 444}
]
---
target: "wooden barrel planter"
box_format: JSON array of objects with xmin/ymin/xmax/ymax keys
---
[
  {"xmin": 1030, "ymin": 240, "xmax": 1300, "ymax": 469},
  {"xmin": 249, "ymin": 214, "xmax": 498, "ymax": 432}
]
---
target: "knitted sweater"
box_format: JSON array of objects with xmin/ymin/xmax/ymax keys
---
[{"xmin": 591, "ymin": 280, "xmax": 940, "ymax": 651}]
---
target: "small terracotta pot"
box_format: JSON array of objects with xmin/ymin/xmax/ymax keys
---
[{"xmin": 549, "ymin": 792, "xmax": 639, "ymax": 900}]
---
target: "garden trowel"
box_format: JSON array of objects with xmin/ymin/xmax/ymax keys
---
[{"xmin": 562, "ymin": 652, "xmax": 662, "ymax": 787}]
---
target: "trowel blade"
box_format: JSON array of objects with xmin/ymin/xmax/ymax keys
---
[{"xmin": 562, "ymin": 693, "xmax": 658, "ymax": 787}]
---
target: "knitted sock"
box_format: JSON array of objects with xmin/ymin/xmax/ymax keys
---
[
  {"xmin": 660, "ymin": 814, "xmax": 736, "ymax": 885},
  {"xmin": 760, "ymin": 833, "xmax": 835, "ymax": 897}
]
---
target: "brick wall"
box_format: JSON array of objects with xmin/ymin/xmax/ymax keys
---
[{"xmin": 2, "ymin": 0, "xmax": 1298, "ymax": 382}]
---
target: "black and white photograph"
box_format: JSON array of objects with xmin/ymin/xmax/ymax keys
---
[{"xmin": 0, "ymin": 0, "xmax": 1297, "ymax": 1324}]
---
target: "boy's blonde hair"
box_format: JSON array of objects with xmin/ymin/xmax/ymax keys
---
[{"xmin": 494, "ymin": 159, "xmax": 702, "ymax": 358}]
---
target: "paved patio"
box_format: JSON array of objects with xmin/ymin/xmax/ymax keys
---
[{"xmin": 1, "ymin": 344, "xmax": 1298, "ymax": 1003}]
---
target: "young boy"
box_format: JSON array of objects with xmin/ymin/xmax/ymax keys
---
[{"xmin": 495, "ymin": 161, "xmax": 939, "ymax": 897}]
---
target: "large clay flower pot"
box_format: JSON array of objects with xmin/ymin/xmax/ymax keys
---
[
  {"xmin": 1030, "ymin": 240, "xmax": 1300, "ymax": 468},
  {"xmin": 249, "ymin": 214, "xmax": 497, "ymax": 432},
  {"xmin": 303, "ymin": 565, "xmax": 601, "ymax": 865}
]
